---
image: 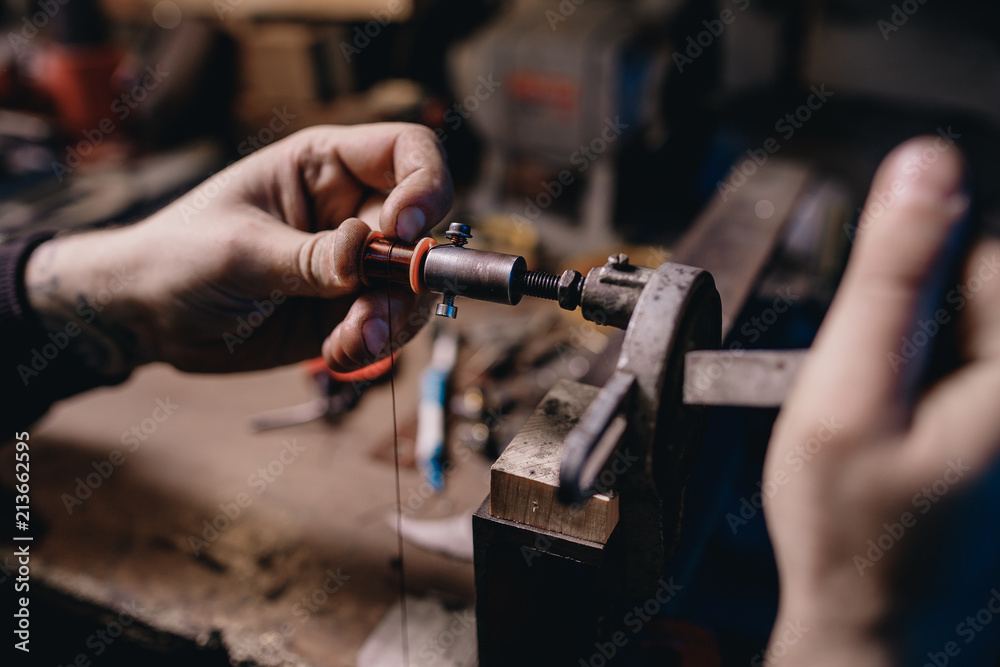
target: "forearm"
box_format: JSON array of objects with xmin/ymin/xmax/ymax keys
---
[
  {"xmin": 23, "ymin": 228, "xmax": 149, "ymax": 378},
  {"xmin": 0, "ymin": 230, "xmax": 139, "ymax": 432}
]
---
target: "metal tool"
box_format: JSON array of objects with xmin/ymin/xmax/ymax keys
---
[
  {"xmin": 447, "ymin": 0, "xmax": 673, "ymax": 252},
  {"xmin": 247, "ymin": 356, "xmax": 393, "ymax": 431},
  {"xmin": 364, "ymin": 222, "xmax": 646, "ymax": 327},
  {"xmin": 415, "ymin": 328, "xmax": 458, "ymax": 491}
]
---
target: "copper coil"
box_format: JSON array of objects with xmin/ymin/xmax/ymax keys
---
[{"xmin": 361, "ymin": 234, "xmax": 435, "ymax": 293}]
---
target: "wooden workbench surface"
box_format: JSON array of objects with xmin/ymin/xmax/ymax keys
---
[{"xmin": 1, "ymin": 327, "xmax": 490, "ymax": 666}]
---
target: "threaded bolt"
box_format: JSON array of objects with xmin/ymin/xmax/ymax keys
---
[{"xmin": 515, "ymin": 271, "xmax": 560, "ymax": 300}]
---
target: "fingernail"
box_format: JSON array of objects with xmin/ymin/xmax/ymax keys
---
[
  {"xmin": 362, "ymin": 319, "xmax": 389, "ymax": 358},
  {"xmin": 396, "ymin": 206, "xmax": 425, "ymax": 242}
]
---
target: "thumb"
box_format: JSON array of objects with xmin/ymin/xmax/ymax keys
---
[
  {"xmin": 788, "ymin": 136, "xmax": 969, "ymax": 428},
  {"xmin": 265, "ymin": 217, "xmax": 371, "ymax": 298}
]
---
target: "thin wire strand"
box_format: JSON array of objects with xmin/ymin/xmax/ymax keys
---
[{"xmin": 386, "ymin": 242, "xmax": 409, "ymax": 666}]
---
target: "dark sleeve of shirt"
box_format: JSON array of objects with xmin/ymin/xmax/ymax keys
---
[{"xmin": 1, "ymin": 232, "xmax": 130, "ymax": 434}]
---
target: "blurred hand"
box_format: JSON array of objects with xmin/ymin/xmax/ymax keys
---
[
  {"xmin": 24, "ymin": 123, "xmax": 453, "ymax": 375},
  {"xmin": 762, "ymin": 137, "xmax": 1000, "ymax": 664}
]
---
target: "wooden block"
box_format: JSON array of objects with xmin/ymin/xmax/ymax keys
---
[{"xmin": 490, "ymin": 380, "xmax": 619, "ymax": 544}]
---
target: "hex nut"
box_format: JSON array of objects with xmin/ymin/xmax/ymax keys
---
[{"xmin": 557, "ymin": 269, "xmax": 584, "ymax": 311}]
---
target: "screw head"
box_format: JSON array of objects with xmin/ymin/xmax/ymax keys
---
[
  {"xmin": 607, "ymin": 253, "xmax": 630, "ymax": 268},
  {"xmin": 445, "ymin": 222, "xmax": 472, "ymax": 246}
]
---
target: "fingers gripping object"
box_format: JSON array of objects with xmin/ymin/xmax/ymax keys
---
[{"xmin": 360, "ymin": 222, "xmax": 587, "ymax": 318}]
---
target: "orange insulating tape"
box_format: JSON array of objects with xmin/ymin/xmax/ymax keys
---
[
  {"xmin": 409, "ymin": 236, "xmax": 436, "ymax": 294},
  {"xmin": 305, "ymin": 355, "xmax": 396, "ymax": 382}
]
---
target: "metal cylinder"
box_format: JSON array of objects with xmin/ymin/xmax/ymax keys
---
[{"xmin": 423, "ymin": 245, "xmax": 527, "ymax": 306}]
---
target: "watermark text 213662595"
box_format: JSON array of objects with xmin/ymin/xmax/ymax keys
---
[{"xmin": 12, "ymin": 431, "xmax": 32, "ymax": 653}]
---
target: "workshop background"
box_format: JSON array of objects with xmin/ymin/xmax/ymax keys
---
[{"xmin": 3, "ymin": 0, "xmax": 1000, "ymax": 665}]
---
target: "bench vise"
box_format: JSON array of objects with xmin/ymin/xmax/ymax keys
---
[{"xmin": 360, "ymin": 160, "xmax": 819, "ymax": 665}]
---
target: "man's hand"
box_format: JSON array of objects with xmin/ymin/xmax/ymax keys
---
[
  {"xmin": 24, "ymin": 123, "xmax": 453, "ymax": 375},
  {"xmin": 763, "ymin": 137, "xmax": 1000, "ymax": 664}
]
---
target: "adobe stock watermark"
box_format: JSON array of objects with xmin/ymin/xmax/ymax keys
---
[
  {"xmin": 888, "ymin": 253, "xmax": 999, "ymax": 372},
  {"xmin": 751, "ymin": 619, "xmax": 810, "ymax": 666},
  {"xmin": 545, "ymin": 0, "xmax": 586, "ymax": 31},
  {"xmin": 339, "ymin": 0, "xmax": 406, "ymax": 62},
  {"xmin": 847, "ymin": 126, "xmax": 961, "ymax": 242},
  {"xmin": 522, "ymin": 116, "xmax": 630, "ymax": 220},
  {"xmin": 61, "ymin": 397, "xmax": 180, "ymax": 514},
  {"xmin": 416, "ymin": 609, "xmax": 476, "ymax": 665},
  {"xmin": 853, "ymin": 458, "xmax": 969, "ymax": 576},
  {"xmin": 179, "ymin": 106, "xmax": 296, "ymax": 221},
  {"xmin": 188, "ymin": 439, "xmax": 307, "ymax": 555},
  {"xmin": 540, "ymin": 302, "xmax": 621, "ymax": 390},
  {"xmin": 244, "ymin": 567, "xmax": 351, "ymax": 664},
  {"xmin": 16, "ymin": 267, "xmax": 136, "ymax": 386},
  {"xmin": 51, "ymin": 65, "xmax": 171, "ymax": 181},
  {"xmin": 343, "ymin": 303, "xmax": 442, "ymax": 400},
  {"xmin": 672, "ymin": 0, "xmax": 751, "ymax": 73},
  {"xmin": 725, "ymin": 416, "xmax": 843, "ymax": 534},
  {"xmin": 923, "ymin": 588, "xmax": 1000, "ymax": 667},
  {"xmin": 577, "ymin": 577, "xmax": 683, "ymax": 667},
  {"xmin": 433, "ymin": 74, "xmax": 501, "ymax": 146},
  {"xmin": 878, "ymin": 0, "xmax": 930, "ymax": 41},
  {"xmin": 716, "ymin": 85, "xmax": 834, "ymax": 202},
  {"xmin": 403, "ymin": 440, "xmax": 488, "ymax": 514},
  {"xmin": 222, "ymin": 273, "xmax": 303, "ymax": 353},
  {"xmin": 235, "ymin": 106, "xmax": 297, "ymax": 155},
  {"xmin": 292, "ymin": 567, "xmax": 351, "ymax": 622},
  {"xmin": 7, "ymin": 0, "xmax": 72, "ymax": 53},
  {"xmin": 685, "ymin": 287, "xmax": 798, "ymax": 400},
  {"xmin": 119, "ymin": 397, "xmax": 181, "ymax": 451}
]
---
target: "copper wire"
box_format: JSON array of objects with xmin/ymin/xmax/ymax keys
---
[
  {"xmin": 364, "ymin": 237, "xmax": 415, "ymax": 288},
  {"xmin": 385, "ymin": 241, "xmax": 410, "ymax": 666}
]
